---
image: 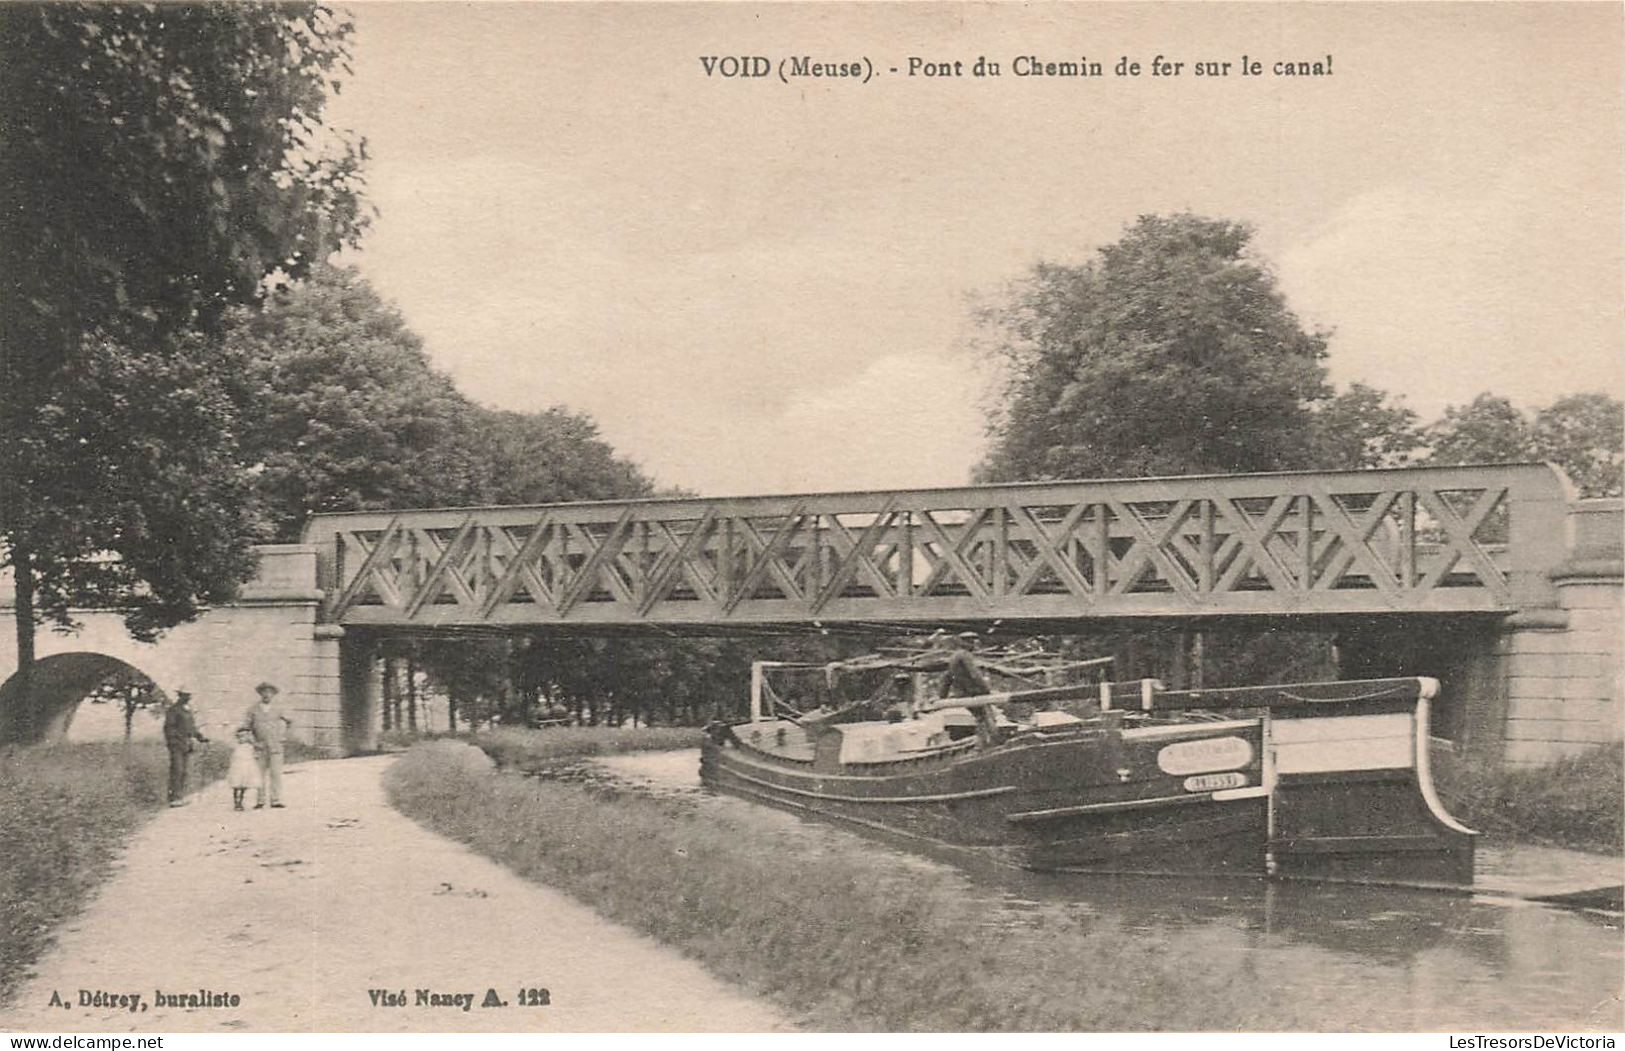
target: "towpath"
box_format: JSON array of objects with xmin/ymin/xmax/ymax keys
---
[{"xmin": 0, "ymin": 756, "xmax": 791, "ymax": 1033}]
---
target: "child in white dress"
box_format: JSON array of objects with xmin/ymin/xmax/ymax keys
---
[{"xmin": 228, "ymin": 728, "xmax": 260, "ymax": 811}]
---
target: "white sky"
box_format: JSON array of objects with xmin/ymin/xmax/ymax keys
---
[{"xmin": 329, "ymin": 2, "xmax": 1624, "ymax": 497}]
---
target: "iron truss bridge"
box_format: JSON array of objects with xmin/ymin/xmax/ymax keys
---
[{"xmin": 302, "ymin": 464, "xmax": 1573, "ymax": 633}]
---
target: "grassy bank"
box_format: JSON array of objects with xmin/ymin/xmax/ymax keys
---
[
  {"xmin": 386, "ymin": 739, "xmax": 1297, "ymax": 1031},
  {"xmin": 470, "ymin": 725, "xmax": 702, "ymax": 771},
  {"xmin": 375, "ymin": 725, "xmax": 703, "ymax": 766},
  {"xmin": 0, "ymin": 742, "xmax": 228, "ymax": 1003},
  {"xmin": 1435, "ymin": 744, "xmax": 1623, "ymax": 854}
]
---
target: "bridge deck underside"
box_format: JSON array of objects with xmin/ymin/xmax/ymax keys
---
[
  {"xmin": 308, "ymin": 465, "xmax": 1568, "ymax": 633},
  {"xmin": 340, "ymin": 612, "xmax": 1509, "ymax": 642}
]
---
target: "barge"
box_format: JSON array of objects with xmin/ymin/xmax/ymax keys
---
[{"xmin": 700, "ymin": 644, "xmax": 1475, "ymax": 885}]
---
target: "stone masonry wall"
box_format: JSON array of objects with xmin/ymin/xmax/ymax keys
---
[
  {"xmin": 0, "ymin": 545, "xmax": 345, "ymax": 752},
  {"xmin": 1499, "ymin": 499, "xmax": 1623, "ymax": 765}
]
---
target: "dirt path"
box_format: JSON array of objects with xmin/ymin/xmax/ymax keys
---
[{"xmin": 0, "ymin": 757, "xmax": 790, "ymax": 1033}]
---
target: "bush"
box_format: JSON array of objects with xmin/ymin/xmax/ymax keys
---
[
  {"xmin": 469, "ymin": 726, "xmax": 704, "ymax": 773},
  {"xmin": 1434, "ymin": 743, "xmax": 1623, "ymax": 854},
  {"xmin": 375, "ymin": 727, "xmax": 448, "ymax": 752},
  {"xmin": 0, "ymin": 742, "xmax": 228, "ymax": 1003},
  {"xmin": 386, "ymin": 739, "xmax": 1297, "ymax": 1031}
]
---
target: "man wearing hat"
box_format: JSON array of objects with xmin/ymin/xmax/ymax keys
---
[
  {"xmin": 162, "ymin": 689, "xmax": 209, "ymax": 806},
  {"xmin": 240, "ymin": 682, "xmax": 293, "ymax": 808}
]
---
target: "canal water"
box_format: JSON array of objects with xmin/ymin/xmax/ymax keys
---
[{"xmin": 596, "ymin": 749, "xmax": 1624, "ymax": 1032}]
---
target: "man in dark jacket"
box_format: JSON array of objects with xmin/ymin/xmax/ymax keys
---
[
  {"xmin": 937, "ymin": 632, "xmax": 997, "ymax": 743},
  {"xmin": 163, "ymin": 689, "xmax": 208, "ymax": 806}
]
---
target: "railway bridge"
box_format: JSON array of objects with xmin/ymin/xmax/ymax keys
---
[{"xmin": 1, "ymin": 463, "xmax": 1618, "ymax": 762}]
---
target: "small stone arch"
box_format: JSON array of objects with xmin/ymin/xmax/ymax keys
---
[{"xmin": 0, "ymin": 652, "xmax": 172, "ymax": 746}]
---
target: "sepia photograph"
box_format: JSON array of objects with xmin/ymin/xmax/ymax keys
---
[{"xmin": 0, "ymin": 0, "xmax": 1621, "ymax": 1038}]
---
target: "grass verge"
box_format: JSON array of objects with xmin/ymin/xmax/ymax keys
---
[
  {"xmin": 469, "ymin": 726, "xmax": 703, "ymax": 771},
  {"xmin": 0, "ymin": 742, "xmax": 228, "ymax": 1004},
  {"xmin": 386, "ymin": 739, "xmax": 1299, "ymax": 1031},
  {"xmin": 1434, "ymin": 744, "xmax": 1623, "ymax": 854},
  {"xmin": 375, "ymin": 725, "xmax": 702, "ymax": 765}
]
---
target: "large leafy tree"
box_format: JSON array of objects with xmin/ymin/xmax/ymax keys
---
[
  {"xmin": 12, "ymin": 333, "xmax": 264, "ymax": 640},
  {"xmin": 0, "ymin": 4, "xmax": 366, "ymax": 709},
  {"xmin": 228, "ymin": 266, "xmax": 484, "ymax": 540},
  {"xmin": 972, "ymin": 215, "xmax": 1338, "ymax": 687},
  {"xmin": 2, "ymin": 4, "xmax": 366, "ymax": 362},
  {"xmin": 975, "ymin": 213, "xmax": 1330, "ymax": 482},
  {"xmin": 228, "ymin": 264, "xmax": 659, "ymax": 536},
  {"xmin": 217, "ymin": 265, "xmax": 663, "ymax": 724}
]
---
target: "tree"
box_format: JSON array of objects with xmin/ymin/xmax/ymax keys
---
[
  {"xmin": 971, "ymin": 214, "xmax": 1336, "ymax": 688},
  {"xmin": 1421, "ymin": 391, "xmax": 1622, "ymax": 498},
  {"xmin": 1, "ymin": 4, "xmax": 366, "ymax": 713},
  {"xmin": 226, "ymin": 265, "xmax": 660, "ymax": 538},
  {"xmin": 1, "ymin": 4, "xmax": 366, "ymax": 365},
  {"xmin": 84, "ymin": 668, "xmax": 162, "ymax": 741},
  {"xmin": 975, "ymin": 213, "xmax": 1330, "ymax": 482},
  {"xmin": 473, "ymin": 407, "xmax": 656, "ymax": 506},
  {"xmin": 228, "ymin": 266, "xmax": 485, "ymax": 539},
  {"xmin": 214, "ymin": 263, "xmax": 663, "ymax": 733},
  {"xmin": 1310, "ymin": 383, "xmax": 1423, "ymax": 470},
  {"xmin": 9, "ymin": 334, "xmax": 265, "ymax": 641},
  {"xmin": 1531, "ymin": 393, "xmax": 1622, "ymax": 498},
  {"xmin": 1421, "ymin": 394, "xmax": 1533, "ymax": 468}
]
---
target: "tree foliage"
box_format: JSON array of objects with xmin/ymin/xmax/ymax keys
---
[
  {"xmin": 1422, "ymin": 391, "xmax": 1622, "ymax": 497},
  {"xmin": 1421, "ymin": 394, "xmax": 1533, "ymax": 469},
  {"xmin": 0, "ymin": 3, "xmax": 366, "ymax": 368},
  {"xmin": 215, "ymin": 265, "xmax": 664, "ymax": 720},
  {"xmin": 473, "ymin": 408, "xmax": 655, "ymax": 506},
  {"xmin": 9, "ymin": 335, "xmax": 264, "ymax": 639},
  {"xmin": 223, "ymin": 265, "xmax": 658, "ymax": 541},
  {"xmin": 976, "ymin": 214, "xmax": 1330, "ymax": 482},
  {"xmin": 508, "ymin": 634, "xmax": 858, "ymax": 729},
  {"xmin": 0, "ymin": 3, "xmax": 367, "ymax": 657},
  {"xmin": 1309, "ymin": 383, "xmax": 1423, "ymax": 469},
  {"xmin": 83, "ymin": 667, "xmax": 162, "ymax": 740},
  {"xmin": 1530, "ymin": 393, "xmax": 1623, "ymax": 498},
  {"xmin": 227, "ymin": 266, "xmax": 483, "ymax": 540}
]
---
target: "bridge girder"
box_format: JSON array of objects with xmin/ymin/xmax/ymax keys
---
[{"xmin": 302, "ymin": 464, "xmax": 1574, "ymax": 632}]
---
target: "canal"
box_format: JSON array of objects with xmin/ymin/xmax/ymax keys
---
[{"xmin": 596, "ymin": 749, "xmax": 1623, "ymax": 1032}]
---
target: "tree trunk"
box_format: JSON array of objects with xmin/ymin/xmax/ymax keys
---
[
  {"xmin": 406, "ymin": 654, "xmax": 418, "ymax": 731},
  {"xmin": 380, "ymin": 660, "xmax": 394, "ymax": 732},
  {"xmin": 12, "ymin": 544, "xmax": 36, "ymax": 738},
  {"xmin": 124, "ymin": 696, "xmax": 136, "ymax": 741}
]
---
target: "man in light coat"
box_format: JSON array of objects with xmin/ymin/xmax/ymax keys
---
[{"xmin": 241, "ymin": 682, "xmax": 293, "ymax": 808}]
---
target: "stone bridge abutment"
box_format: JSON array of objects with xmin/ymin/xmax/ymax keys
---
[{"xmin": 0, "ymin": 545, "xmax": 349, "ymax": 752}]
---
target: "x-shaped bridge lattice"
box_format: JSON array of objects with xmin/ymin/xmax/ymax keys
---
[{"xmin": 314, "ymin": 464, "xmax": 1563, "ymax": 627}]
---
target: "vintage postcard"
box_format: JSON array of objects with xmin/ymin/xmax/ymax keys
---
[{"xmin": 0, "ymin": 1, "xmax": 1620, "ymax": 1039}]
